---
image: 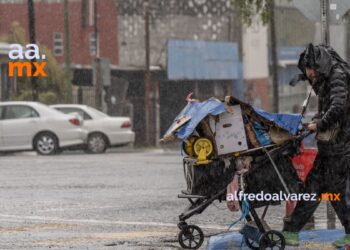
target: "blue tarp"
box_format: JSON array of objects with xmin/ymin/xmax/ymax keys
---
[
  {"xmin": 164, "ymin": 98, "xmax": 302, "ymax": 140},
  {"xmin": 254, "ymin": 107, "xmax": 302, "ymax": 135},
  {"xmin": 252, "ymin": 122, "xmax": 273, "ymax": 145},
  {"xmin": 171, "ymin": 98, "xmax": 226, "ymax": 140}
]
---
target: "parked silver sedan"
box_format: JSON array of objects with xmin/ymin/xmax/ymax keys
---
[
  {"xmin": 0, "ymin": 102, "xmax": 87, "ymax": 155},
  {"xmin": 51, "ymin": 104, "xmax": 135, "ymax": 153}
]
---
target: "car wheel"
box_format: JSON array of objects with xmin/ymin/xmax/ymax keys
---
[
  {"xmin": 86, "ymin": 133, "xmax": 107, "ymax": 154},
  {"xmin": 34, "ymin": 132, "xmax": 59, "ymax": 155}
]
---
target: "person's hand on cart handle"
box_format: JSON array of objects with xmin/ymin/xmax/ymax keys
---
[
  {"xmin": 307, "ymin": 122, "xmax": 317, "ymax": 132},
  {"xmin": 301, "ymin": 122, "xmax": 317, "ymax": 133}
]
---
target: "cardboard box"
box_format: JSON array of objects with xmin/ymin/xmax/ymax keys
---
[{"xmin": 210, "ymin": 105, "xmax": 248, "ymax": 155}]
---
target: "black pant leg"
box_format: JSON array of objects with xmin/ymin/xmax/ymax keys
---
[
  {"xmin": 283, "ymin": 154, "xmax": 324, "ymax": 232},
  {"xmin": 325, "ymin": 155, "xmax": 350, "ymax": 233}
]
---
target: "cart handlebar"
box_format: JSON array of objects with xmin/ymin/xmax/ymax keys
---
[{"xmin": 296, "ymin": 129, "xmax": 313, "ymax": 142}]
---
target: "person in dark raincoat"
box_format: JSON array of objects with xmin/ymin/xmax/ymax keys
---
[{"xmin": 282, "ymin": 43, "xmax": 350, "ymax": 247}]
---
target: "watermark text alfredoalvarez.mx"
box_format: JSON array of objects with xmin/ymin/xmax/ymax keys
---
[{"xmin": 227, "ymin": 191, "xmax": 341, "ymax": 202}]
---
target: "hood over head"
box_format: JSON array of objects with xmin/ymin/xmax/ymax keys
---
[{"xmin": 298, "ymin": 43, "xmax": 348, "ymax": 77}]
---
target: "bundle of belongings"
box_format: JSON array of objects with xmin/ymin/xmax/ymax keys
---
[
  {"xmin": 162, "ymin": 95, "xmax": 305, "ymax": 208},
  {"xmin": 162, "ymin": 95, "xmax": 302, "ymax": 160}
]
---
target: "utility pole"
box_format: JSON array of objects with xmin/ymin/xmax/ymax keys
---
[
  {"xmin": 320, "ymin": 0, "xmax": 336, "ymax": 230},
  {"xmin": 27, "ymin": 0, "xmax": 38, "ymax": 101},
  {"xmin": 64, "ymin": 0, "xmax": 72, "ymax": 102},
  {"xmin": 144, "ymin": 0, "xmax": 153, "ymax": 146},
  {"xmin": 155, "ymin": 80, "xmax": 160, "ymax": 147},
  {"xmin": 320, "ymin": 0, "xmax": 330, "ymax": 45},
  {"xmin": 269, "ymin": 0, "xmax": 279, "ymax": 113},
  {"xmin": 94, "ymin": 0, "xmax": 102, "ymax": 110}
]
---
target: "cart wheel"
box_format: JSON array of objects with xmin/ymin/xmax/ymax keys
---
[
  {"xmin": 182, "ymin": 136, "xmax": 199, "ymax": 157},
  {"xmin": 178, "ymin": 225, "xmax": 204, "ymax": 249},
  {"xmin": 244, "ymin": 236, "xmax": 260, "ymax": 250},
  {"xmin": 259, "ymin": 230, "xmax": 285, "ymax": 250},
  {"xmin": 192, "ymin": 137, "xmax": 213, "ymax": 157}
]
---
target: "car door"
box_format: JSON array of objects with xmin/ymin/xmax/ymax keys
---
[{"xmin": 1, "ymin": 105, "xmax": 40, "ymax": 150}]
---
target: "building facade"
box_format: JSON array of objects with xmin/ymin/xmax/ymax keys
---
[
  {"xmin": 115, "ymin": 0, "xmax": 245, "ymax": 145},
  {"xmin": 0, "ymin": 0, "xmax": 119, "ymax": 87}
]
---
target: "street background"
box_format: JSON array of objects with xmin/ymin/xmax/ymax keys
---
[
  {"xmin": 0, "ymin": 0, "xmax": 350, "ymax": 147},
  {"xmin": 0, "ymin": 0, "xmax": 350, "ymax": 249},
  {"xmin": 0, "ymin": 150, "xmax": 337, "ymax": 249}
]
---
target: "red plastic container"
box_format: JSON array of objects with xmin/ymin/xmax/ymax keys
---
[
  {"xmin": 285, "ymin": 145, "xmax": 317, "ymax": 216},
  {"xmin": 291, "ymin": 147, "xmax": 317, "ymax": 182}
]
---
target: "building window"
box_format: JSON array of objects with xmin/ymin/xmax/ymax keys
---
[
  {"xmin": 89, "ymin": 32, "xmax": 98, "ymax": 56},
  {"xmin": 53, "ymin": 32, "xmax": 64, "ymax": 56}
]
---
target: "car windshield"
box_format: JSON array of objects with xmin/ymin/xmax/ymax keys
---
[{"xmin": 87, "ymin": 106, "xmax": 108, "ymax": 118}]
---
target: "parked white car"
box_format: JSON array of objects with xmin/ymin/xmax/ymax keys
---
[
  {"xmin": 51, "ymin": 104, "xmax": 135, "ymax": 153},
  {"xmin": 0, "ymin": 102, "xmax": 87, "ymax": 155}
]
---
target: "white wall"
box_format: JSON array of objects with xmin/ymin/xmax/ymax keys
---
[{"xmin": 242, "ymin": 18, "xmax": 269, "ymax": 79}]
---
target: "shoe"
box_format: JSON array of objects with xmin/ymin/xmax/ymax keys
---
[
  {"xmin": 333, "ymin": 234, "xmax": 350, "ymax": 248},
  {"xmin": 282, "ymin": 231, "xmax": 299, "ymax": 246}
]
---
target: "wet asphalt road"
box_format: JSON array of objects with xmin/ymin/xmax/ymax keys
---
[{"xmin": 0, "ymin": 149, "xmax": 341, "ymax": 249}]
